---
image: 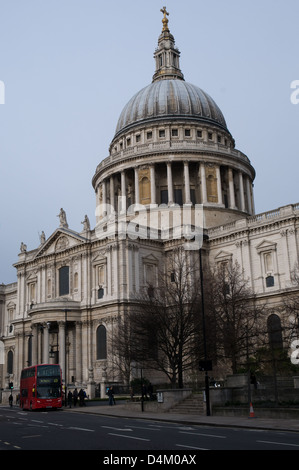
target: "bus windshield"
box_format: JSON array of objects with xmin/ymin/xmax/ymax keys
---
[{"xmin": 36, "ymin": 365, "xmax": 61, "ymax": 398}]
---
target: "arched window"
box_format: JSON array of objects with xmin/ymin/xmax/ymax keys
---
[
  {"xmin": 267, "ymin": 314, "xmax": 283, "ymax": 350},
  {"xmin": 74, "ymin": 272, "xmax": 78, "ymax": 290},
  {"xmin": 47, "ymin": 278, "xmax": 52, "ymax": 297},
  {"xmin": 98, "ymin": 287, "xmax": 104, "ymax": 299},
  {"xmin": 266, "ymin": 275, "xmax": 275, "ymax": 288},
  {"xmin": 7, "ymin": 350, "xmax": 13, "ymax": 374},
  {"xmin": 96, "ymin": 325, "xmax": 107, "ymax": 360}
]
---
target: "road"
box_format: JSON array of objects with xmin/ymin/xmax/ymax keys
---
[{"xmin": 0, "ymin": 405, "xmax": 299, "ymax": 453}]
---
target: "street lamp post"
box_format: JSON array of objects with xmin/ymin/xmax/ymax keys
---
[{"xmin": 199, "ymin": 233, "xmax": 211, "ymax": 416}]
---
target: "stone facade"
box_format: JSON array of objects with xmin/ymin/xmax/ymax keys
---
[{"xmin": 0, "ymin": 12, "xmax": 298, "ymax": 398}]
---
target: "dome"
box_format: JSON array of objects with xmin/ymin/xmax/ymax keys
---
[{"xmin": 114, "ymin": 79, "xmax": 228, "ymax": 138}]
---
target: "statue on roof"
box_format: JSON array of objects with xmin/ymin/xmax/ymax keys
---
[
  {"xmin": 57, "ymin": 208, "xmax": 69, "ymax": 228},
  {"xmin": 20, "ymin": 242, "xmax": 27, "ymax": 253},
  {"xmin": 81, "ymin": 214, "xmax": 90, "ymax": 231},
  {"xmin": 40, "ymin": 231, "xmax": 46, "ymax": 244}
]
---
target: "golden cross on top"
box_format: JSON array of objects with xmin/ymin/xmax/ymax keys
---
[{"xmin": 160, "ymin": 6, "xmax": 169, "ymax": 32}]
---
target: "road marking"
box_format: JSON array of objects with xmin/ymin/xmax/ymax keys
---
[
  {"xmin": 108, "ymin": 433, "xmax": 150, "ymax": 442},
  {"xmin": 102, "ymin": 425, "xmax": 133, "ymax": 432},
  {"xmin": 125, "ymin": 425, "xmax": 159, "ymax": 431},
  {"xmin": 22, "ymin": 435, "xmax": 41, "ymax": 439},
  {"xmin": 179, "ymin": 431, "xmax": 226, "ymax": 439},
  {"xmin": 257, "ymin": 440, "xmax": 299, "ymax": 448},
  {"xmin": 68, "ymin": 426, "xmax": 94, "ymax": 432},
  {"xmin": 176, "ymin": 444, "xmax": 209, "ymax": 450}
]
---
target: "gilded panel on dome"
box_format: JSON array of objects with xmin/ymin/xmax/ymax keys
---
[
  {"xmin": 206, "ymin": 166, "xmax": 218, "ymax": 203},
  {"xmin": 139, "ymin": 168, "xmax": 151, "ymax": 205}
]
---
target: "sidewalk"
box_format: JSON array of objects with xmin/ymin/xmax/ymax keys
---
[{"xmin": 64, "ymin": 402, "xmax": 299, "ymax": 433}]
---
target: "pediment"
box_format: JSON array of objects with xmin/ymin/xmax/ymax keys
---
[
  {"xmin": 34, "ymin": 228, "xmax": 89, "ymax": 259},
  {"xmin": 142, "ymin": 253, "xmax": 160, "ymax": 264},
  {"xmin": 92, "ymin": 250, "xmax": 108, "ymax": 264},
  {"xmin": 215, "ymin": 250, "xmax": 233, "ymax": 261},
  {"xmin": 256, "ymin": 240, "xmax": 277, "ymax": 253},
  {"xmin": 26, "ymin": 271, "xmax": 38, "ymax": 282}
]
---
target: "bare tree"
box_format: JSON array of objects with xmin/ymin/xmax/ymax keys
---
[
  {"xmin": 282, "ymin": 260, "xmax": 299, "ymax": 342},
  {"xmin": 110, "ymin": 313, "xmax": 137, "ymax": 389},
  {"xmin": 205, "ymin": 260, "xmax": 264, "ymax": 374},
  {"xmin": 128, "ymin": 247, "xmax": 202, "ymax": 388}
]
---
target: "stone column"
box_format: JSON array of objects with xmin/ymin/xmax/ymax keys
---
[
  {"xmin": 216, "ymin": 166, "xmax": 223, "ymax": 205},
  {"xmin": 228, "ymin": 168, "xmax": 236, "ymax": 209},
  {"xmin": 121, "ymin": 171, "xmax": 126, "ymax": 213},
  {"xmin": 167, "ymin": 162, "xmax": 174, "ymax": 205},
  {"xmin": 134, "ymin": 167, "xmax": 140, "ymax": 205},
  {"xmin": 249, "ymin": 179, "xmax": 255, "ymax": 214},
  {"xmin": 102, "ymin": 180, "xmax": 107, "ymax": 216},
  {"xmin": 75, "ymin": 321, "xmax": 82, "ymax": 384},
  {"xmin": 184, "ymin": 161, "xmax": 191, "ymax": 204},
  {"xmin": 109, "ymin": 176, "xmax": 115, "ymax": 213},
  {"xmin": 200, "ymin": 163, "xmax": 207, "ymax": 204},
  {"xmin": 31, "ymin": 324, "xmax": 38, "ymax": 366},
  {"xmin": 43, "ymin": 323, "xmax": 50, "ymax": 364},
  {"xmin": 58, "ymin": 322, "xmax": 66, "ymax": 383},
  {"xmin": 245, "ymin": 176, "xmax": 252, "ymax": 214},
  {"xmin": 150, "ymin": 165, "xmax": 156, "ymax": 205},
  {"xmin": 239, "ymin": 171, "xmax": 245, "ymax": 212}
]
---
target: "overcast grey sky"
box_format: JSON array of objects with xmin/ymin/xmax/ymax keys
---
[{"xmin": 0, "ymin": 0, "xmax": 298, "ymax": 283}]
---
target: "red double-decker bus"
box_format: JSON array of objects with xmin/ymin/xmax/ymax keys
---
[{"xmin": 20, "ymin": 364, "xmax": 62, "ymax": 410}]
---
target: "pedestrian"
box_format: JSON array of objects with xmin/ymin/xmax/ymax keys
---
[
  {"xmin": 78, "ymin": 388, "xmax": 85, "ymax": 407},
  {"xmin": 68, "ymin": 390, "xmax": 73, "ymax": 408},
  {"xmin": 107, "ymin": 386, "xmax": 114, "ymax": 406},
  {"xmin": 9, "ymin": 394, "xmax": 13, "ymax": 408},
  {"xmin": 148, "ymin": 382, "xmax": 153, "ymax": 400},
  {"xmin": 142, "ymin": 383, "xmax": 147, "ymax": 400},
  {"xmin": 73, "ymin": 388, "xmax": 78, "ymax": 407}
]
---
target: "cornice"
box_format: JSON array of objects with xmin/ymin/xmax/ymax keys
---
[
  {"xmin": 92, "ymin": 145, "xmax": 254, "ymax": 188},
  {"xmin": 208, "ymin": 204, "xmax": 299, "ymax": 245}
]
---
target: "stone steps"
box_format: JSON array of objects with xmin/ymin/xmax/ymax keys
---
[{"xmin": 168, "ymin": 393, "xmax": 205, "ymax": 414}]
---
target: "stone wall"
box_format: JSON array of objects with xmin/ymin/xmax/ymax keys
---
[{"xmin": 125, "ymin": 388, "xmax": 192, "ymax": 412}]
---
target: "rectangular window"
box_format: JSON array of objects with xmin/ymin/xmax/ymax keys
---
[
  {"xmin": 29, "ymin": 283, "xmax": 36, "ymax": 302},
  {"xmin": 190, "ymin": 188, "xmax": 196, "ymax": 205},
  {"xmin": 161, "ymin": 189, "xmax": 168, "ymax": 205},
  {"xmin": 159, "ymin": 129, "xmax": 165, "ymax": 138},
  {"xmin": 59, "ymin": 266, "xmax": 69, "ymax": 296},
  {"xmin": 147, "ymin": 131, "xmax": 152, "ymax": 140},
  {"xmin": 174, "ymin": 188, "xmax": 183, "ymax": 206},
  {"xmin": 172, "ymin": 128, "xmax": 178, "ymax": 137},
  {"xmin": 185, "ymin": 129, "xmax": 191, "ymax": 137}
]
